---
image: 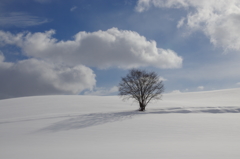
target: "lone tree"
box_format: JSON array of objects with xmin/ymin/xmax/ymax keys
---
[{"xmin": 119, "ymin": 69, "xmax": 164, "ymax": 111}]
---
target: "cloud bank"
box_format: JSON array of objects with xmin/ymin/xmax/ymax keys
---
[
  {"xmin": 0, "ymin": 12, "xmax": 49, "ymax": 27},
  {"xmin": 0, "ymin": 28, "xmax": 182, "ymax": 99},
  {"xmin": 0, "ymin": 28, "xmax": 182, "ymax": 69},
  {"xmin": 136, "ymin": 0, "xmax": 240, "ymax": 51},
  {"xmin": 0, "ymin": 53, "xmax": 96, "ymax": 99}
]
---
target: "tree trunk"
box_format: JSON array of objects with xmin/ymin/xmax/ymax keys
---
[{"xmin": 139, "ymin": 103, "xmax": 146, "ymax": 111}]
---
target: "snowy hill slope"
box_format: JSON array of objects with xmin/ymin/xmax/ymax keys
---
[{"xmin": 1, "ymin": 88, "xmax": 240, "ymax": 159}]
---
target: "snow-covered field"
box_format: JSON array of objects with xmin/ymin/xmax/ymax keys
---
[{"xmin": 1, "ymin": 88, "xmax": 240, "ymax": 159}]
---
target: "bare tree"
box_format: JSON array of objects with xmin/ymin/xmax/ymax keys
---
[{"xmin": 119, "ymin": 69, "xmax": 164, "ymax": 111}]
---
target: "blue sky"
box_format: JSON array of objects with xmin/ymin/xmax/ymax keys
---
[{"xmin": 1, "ymin": 0, "xmax": 240, "ymax": 99}]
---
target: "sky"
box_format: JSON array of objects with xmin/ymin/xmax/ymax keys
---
[{"xmin": 0, "ymin": 0, "xmax": 240, "ymax": 99}]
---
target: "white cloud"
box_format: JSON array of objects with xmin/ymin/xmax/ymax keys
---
[
  {"xmin": 0, "ymin": 28, "xmax": 183, "ymax": 98},
  {"xmin": 197, "ymin": 86, "xmax": 204, "ymax": 90},
  {"xmin": 109, "ymin": 86, "xmax": 119, "ymax": 93},
  {"xmin": 0, "ymin": 28, "xmax": 182, "ymax": 69},
  {"xmin": 135, "ymin": 0, "xmax": 152, "ymax": 12},
  {"xmin": 70, "ymin": 6, "xmax": 78, "ymax": 12},
  {"xmin": 84, "ymin": 86, "xmax": 119, "ymax": 96},
  {"xmin": 159, "ymin": 76, "xmax": 167, "ymax": 81},
  {"xmin": 136, "ymin": 0, "xmax": 240, "ymax": 51},
  {"xmin": 0, "ymin": 51, "xmax": 5, "ymax": 62},
  {"xmin": 236, "ymin": 82, "xmax": 240, "ymax": 86},
  {"xmin": 135, "ymin": 0, "xmax": 189, "ymax": 12},
  {"xmin": 170, "ymin": 90, "xmax": 182, "ymax": 94},
  {"xmin": 0, "ymin": 54, "xmax": 96, "ymax": 99},
  {"xmin": 0, "ymin": 51, "xmax": 12, "ymax": 69},
  {"xmin": 177, "ymin": 17, "xmax": 185, "ymax": 28},
  {"xmin": 34, "ymin": 0, "xmax": 56, "ymax": 3},
  {"xmin": 0, "ymin": 12, "xmax": 49, "ymax": 27}
]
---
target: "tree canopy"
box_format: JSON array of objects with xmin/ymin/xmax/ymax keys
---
[{"xmin": 119, "ymin": 69, "xmax": 164, "ymax": 111}]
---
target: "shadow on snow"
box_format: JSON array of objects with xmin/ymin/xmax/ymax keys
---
[
  {"xmin": 38, "ymin": 111, "xmax": 141, "ymax": 132},
  {"xmin": 38, "ymin": 106, "xmax": 240, "ymax": 132}
]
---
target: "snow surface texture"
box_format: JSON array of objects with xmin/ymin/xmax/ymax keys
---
[{"xmin": 1, "ymin": 88, "xmax": 240, "ymax": 159}]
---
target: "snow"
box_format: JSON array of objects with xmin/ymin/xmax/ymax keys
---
[{"xmin": 1, "ymin": 88, "xmax": 240, "ymax": 159}]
